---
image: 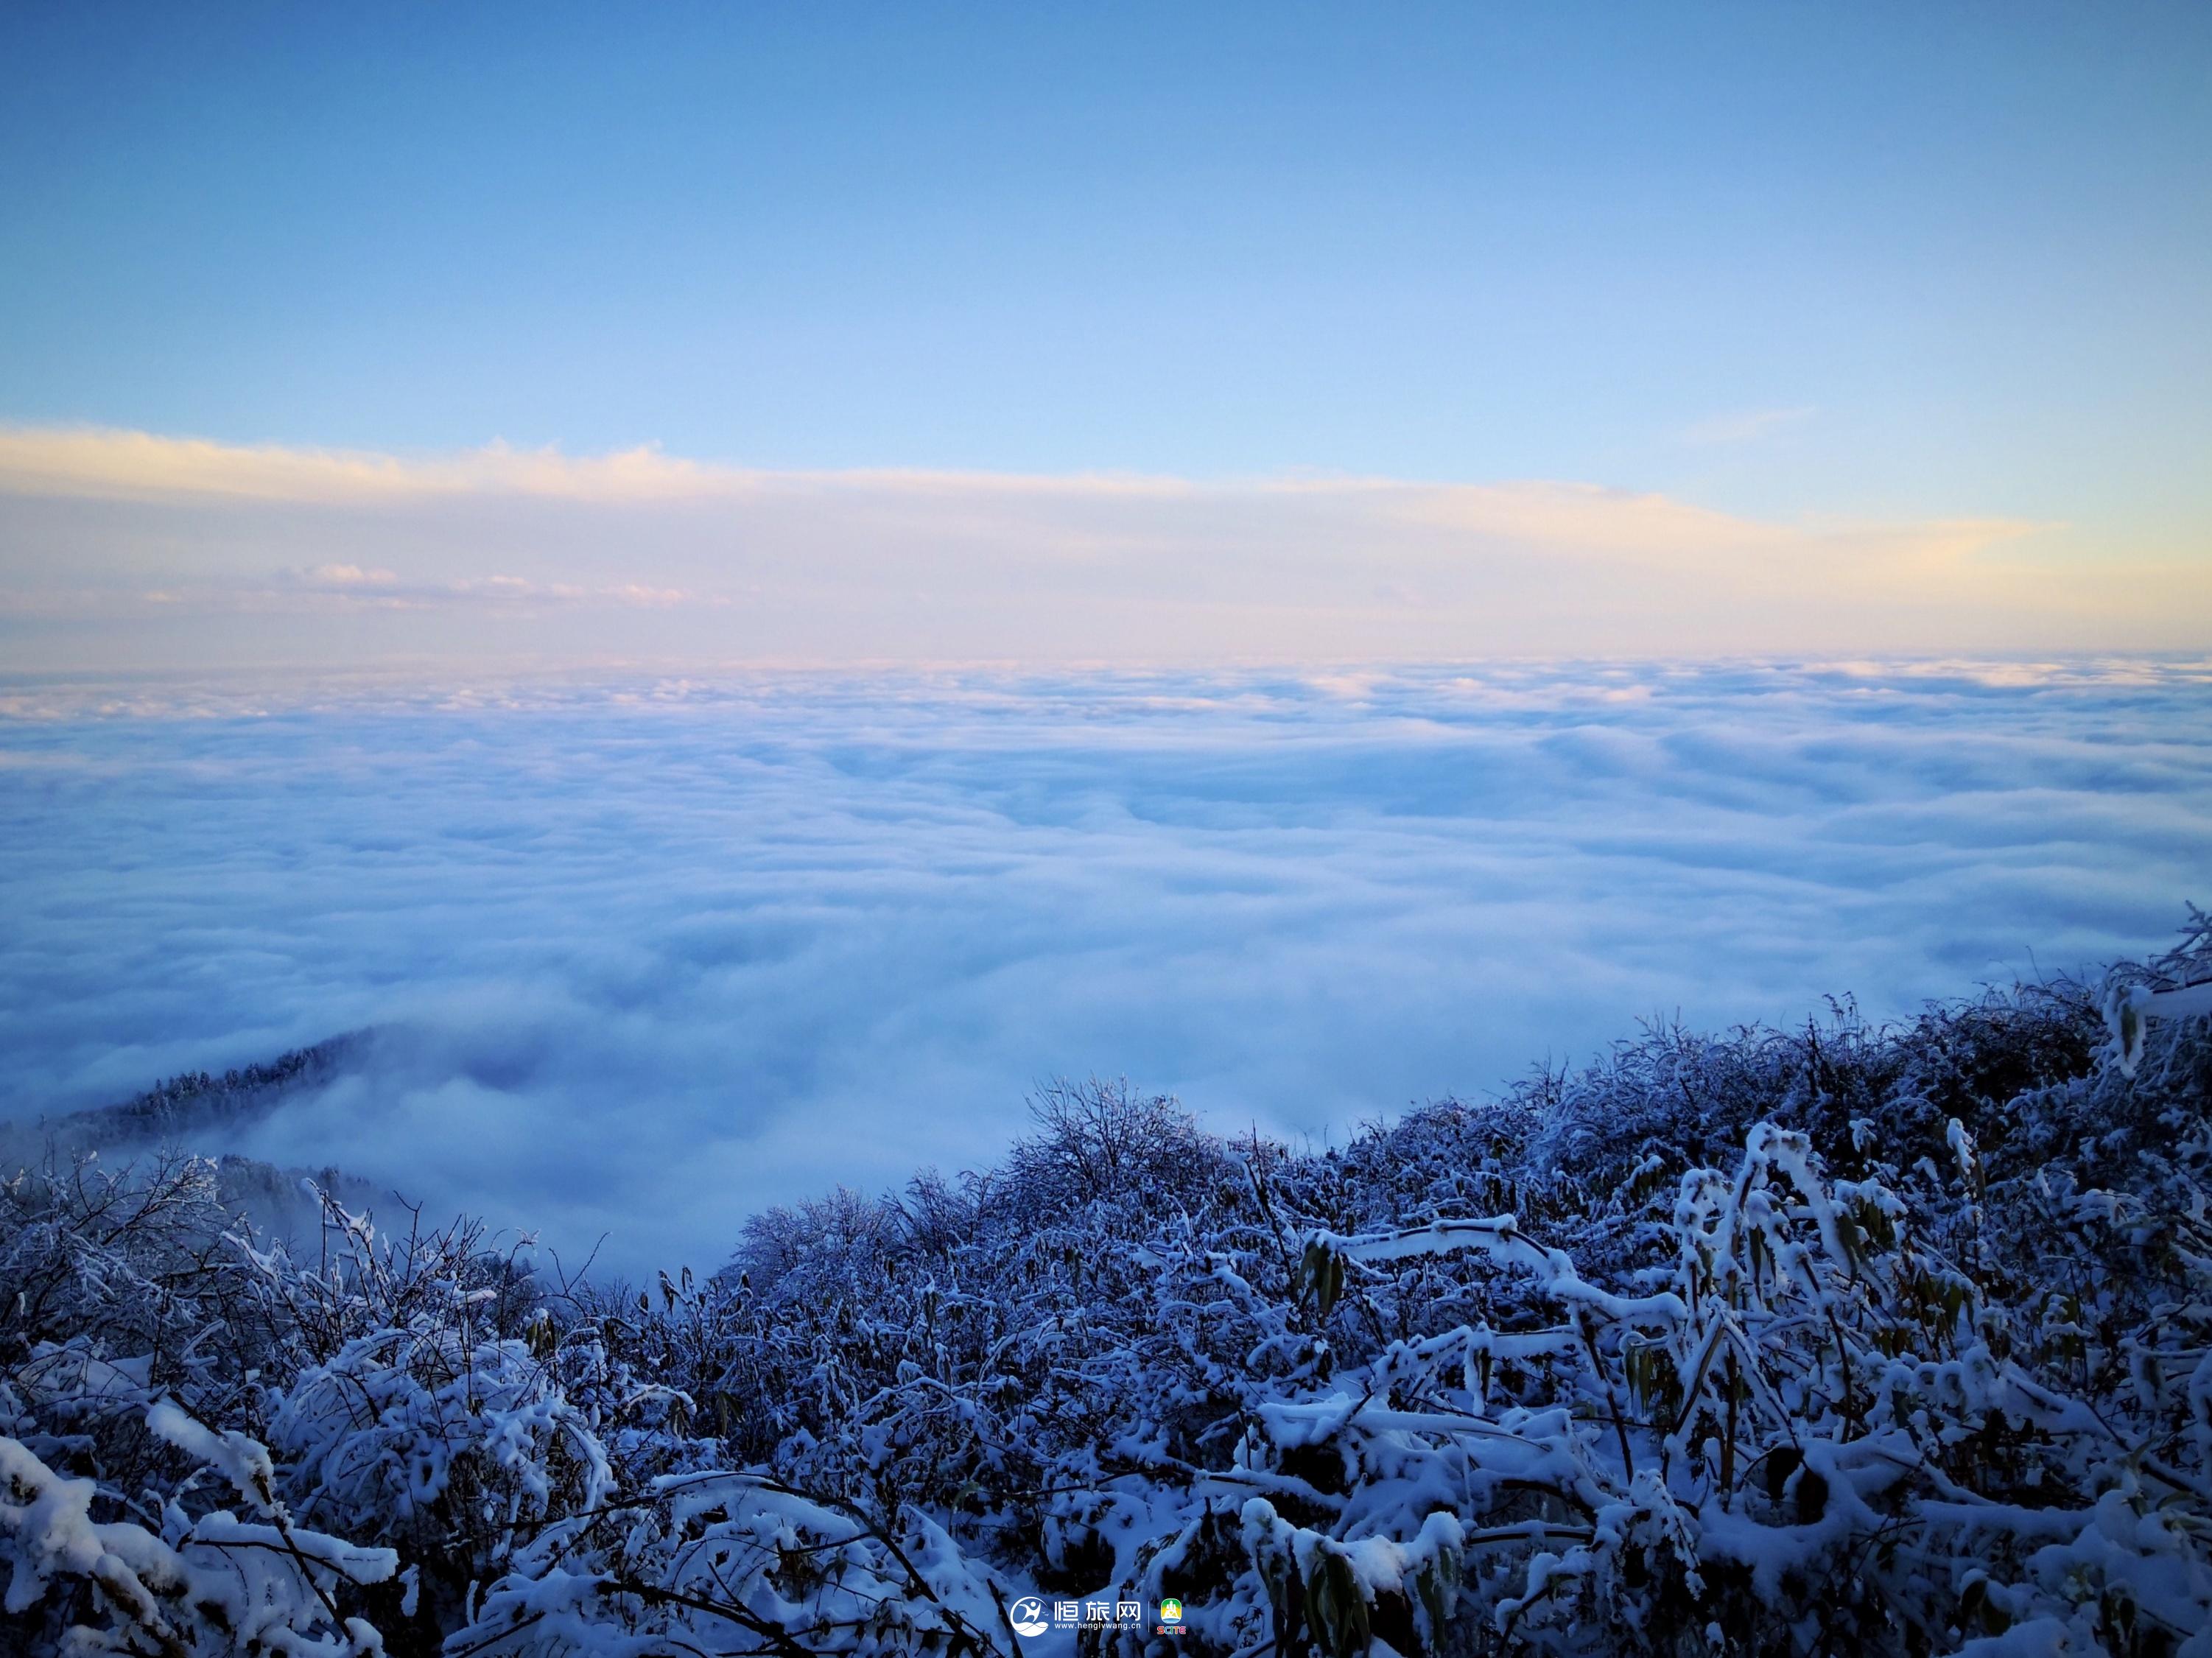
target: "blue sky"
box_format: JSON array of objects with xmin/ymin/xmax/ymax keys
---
[{"xmin": 1, "ymin": 3, "xmax": 2207, "ymax": 664}]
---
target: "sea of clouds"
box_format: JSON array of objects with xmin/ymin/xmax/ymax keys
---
[{"xmin": 4, "ymin": 658, "xmax": 2208, "ymax": 1279}]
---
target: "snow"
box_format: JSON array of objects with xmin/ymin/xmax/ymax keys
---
[{"xmin": 1, "ymin": 914, "xmax": 2208, "ymax": 1651}]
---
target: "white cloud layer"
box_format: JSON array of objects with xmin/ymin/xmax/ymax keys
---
[
  {"xmin": 4, "ymin": 426, "xmax": 2201, "ymax": 664},
  {"xmin": 3, "ymin": 659, "xmax": 2207, "ymax": 1279}
]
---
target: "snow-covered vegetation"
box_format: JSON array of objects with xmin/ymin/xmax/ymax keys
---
[{"xmin": 4, "ymin": 912, "xmax": 2210, "ymax": 1656}]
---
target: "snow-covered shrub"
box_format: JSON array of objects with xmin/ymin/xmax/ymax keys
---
[
  {"xmin": 267, "ymin": 1324, "xmax": 611, "ymax": 1637},
  {"xmin": 1246, "ymin": 1112, "xmax": 2212, "ymax": 1654},
  {"xmin": 0, "ymin": 1153, "xmax": 268, "ymax": 1441},
  {"xmin": 452, "ymin": 1472, "xmax": 1018, "ymax": 1657},
  {"xmin": 1006, "ymin": 1076, "xmax": 1231, "ymax": 1217},
  {"xmin": 0, "ymin": 1402, "xmax": 393, "ymax": 1656},
  {"xmin": 0, "ymin": 1168, "xmax": 636, "ymax": 1654},
  {"xmin": 3, "ymin": 911, "xmax": 2208, "ymax": 1655}
]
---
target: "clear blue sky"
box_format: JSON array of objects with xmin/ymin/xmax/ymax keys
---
[{"xmin": 6, "ymin": 4, "xmax": 2207, "ymax": 519}]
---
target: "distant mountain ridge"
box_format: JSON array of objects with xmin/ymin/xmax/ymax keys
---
[
  {"xmin": 13, "ymin": 1030, "xmax": 369, "ymax": 1154},
  {"xmin": 1, "ymin": 1030, "xmax": 402, "ymax": 1253}
]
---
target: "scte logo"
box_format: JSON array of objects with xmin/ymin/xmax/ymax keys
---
[
  {"xmin": 1159, "ymin": 1597, "xmax": 1184, "ymax": 1625},
  {"xmin": 1008, "ymin": 1598, "xmax": 1050, "ymax": 1638}
]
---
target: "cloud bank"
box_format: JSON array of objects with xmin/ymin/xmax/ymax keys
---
[
  {"xmin": 5, "ymin": 426, "xmax": 2197, "ymax": 666},
  {"xmin": 4, "ymin": 659, "xmax": 2207, "ymax": 1279}
]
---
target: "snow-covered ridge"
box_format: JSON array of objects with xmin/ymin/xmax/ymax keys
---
[
  {"xmin": 2, "ymin": 910, "xmax": 2209, "ymax": 1654},
  {"xmin": 4, "ymin": 1032, "xmax": 366, "ymax": 1153}
]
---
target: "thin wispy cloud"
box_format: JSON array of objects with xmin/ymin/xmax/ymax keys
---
[
  {"xmin": 4, "ymin": 425, "xmax": 2186, "ymax": 668},
  {"xmin": 0, "ymin": 426, "xmax": 1190, "ymax": 506},
  {"xmin": 277, "ymin": 563, "xmax": 706, "ymax": 611}
]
